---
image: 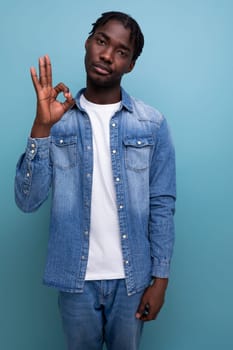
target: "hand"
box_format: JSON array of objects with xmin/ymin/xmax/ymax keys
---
[
  {"xmin": 135, "ymin": 278, "xmax": 168, "ymax": 322},
  {"xmin": 30, "ymin": 55, "xmax": 74, "ymax": 137}
]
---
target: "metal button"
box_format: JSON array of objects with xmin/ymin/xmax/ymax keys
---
[
  {"xmin": 112, "ymin": 149, "xmax": 117, "ymax": 154},
  {"xmin": 137, "ymin": 140, "xmax": 142, "ymax": 145},
  {"xmin": 31, "ymin": 143, "xmax": 35, "ymax": 148},
  {"xmin": 112, "ymin": 123, "xmax": 116, "ymax": 127},
  {"xmin": 125, "ymin": 260, "xmax": 129, "ymax": 264},
  {"xmin": 119, "ymin": 205, "xmax": 124, "ymax": 209},
  {"xmin": 30, "ymin": 149, "xmax": 35, "ymax": 154},
  {"xmin": 84, "ymin": 231, "xmax": 89, "ymax": 236},
  {"xmin": 26, "ymin": 172, "xmax": 30, "ymax": 177},
  {"xmin": 122, "ymin": 234, "xmax": 127, "ymax": 239},
  {"xmin": 59, "ymin": 139, "xmax": 64, "ymax": 144},
  {"xmin": 116, "ymin": 177, "xmax": 120, "ymax": 182}
]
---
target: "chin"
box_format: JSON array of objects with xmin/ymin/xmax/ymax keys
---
[
  {"xmin": 88, "ymin": 72, "xmax": 121, "ymax": 88},
  {"xmin": 88, "ymin": 76, "xmax": 115, "ymax": 89}
]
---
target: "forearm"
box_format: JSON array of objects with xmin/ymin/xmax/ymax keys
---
[
  {"xmin": 149, "ymin": 195, "xmax": 175, "ymax": 278},
  {"xmin": 15, "ymin": 137, "xmax": 52, "ymax": 212},
  {"xmin": 149, "ymin": 117, "xmax": 176, "ymax": 278}
]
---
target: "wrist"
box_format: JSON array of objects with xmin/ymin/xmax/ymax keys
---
[
  {"xmin": 31, "ymin": 121, "xmax": 51, "ymax": 138},
  {"xmin": 151, "ymin": 277, "xmax": 168, "ymax": 290}
]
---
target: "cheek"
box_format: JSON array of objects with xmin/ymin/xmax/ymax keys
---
[{"xmin": 85, "ymin": 50, "xmax": 95, "ymax": 67}]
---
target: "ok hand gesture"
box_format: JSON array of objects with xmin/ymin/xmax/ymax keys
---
[{"xmin": 30, "ymin": 55, "xmax": 74, "ymax": 138}]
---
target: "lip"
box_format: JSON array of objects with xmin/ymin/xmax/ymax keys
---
[{"xmin": 92, "ymin": 63, "xmax": 112, "ymax": 75}]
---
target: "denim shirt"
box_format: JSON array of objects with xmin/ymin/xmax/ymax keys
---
[{"xmin": 15, "ymin": 88, "xmax": 176, "ymax": 296}]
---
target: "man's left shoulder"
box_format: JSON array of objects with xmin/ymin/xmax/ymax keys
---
[{"xmin": 130, "ymin": 95, "xmax": 165, "ymax": 125}]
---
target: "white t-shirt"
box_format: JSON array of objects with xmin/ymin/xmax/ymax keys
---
[{"xmin": 80, "ymin": 94, "xmax": 125, "ymax": 280}]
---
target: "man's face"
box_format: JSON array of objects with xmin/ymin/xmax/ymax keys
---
[{"xmin": 85, "ymin": 20, "xmax": 135, "ymax": 88}]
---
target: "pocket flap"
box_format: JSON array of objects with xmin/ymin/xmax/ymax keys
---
[
  {"xmin": 123, "ymin": 136, "xmax": 154, "ymax": 147},
  {"xmin": 52, "ymin": 136, "xmax": 77, "ymax": 147}
]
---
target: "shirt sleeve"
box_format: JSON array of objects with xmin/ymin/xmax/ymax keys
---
[
  {"xmin": 14, "ymin": 137, "xmax": 52, "ymax": 212},
  {"xmin": 149, "ymin": 117, "xmax": 176, "ymax": 278}
]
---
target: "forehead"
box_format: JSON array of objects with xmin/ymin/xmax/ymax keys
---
[{"xmin": 94, "ymin": 19, "xmax": 133, "ymax": 48}]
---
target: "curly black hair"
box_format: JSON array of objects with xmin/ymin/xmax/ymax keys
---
[{"xmin": 89, "ymin": 11, "xmax": 144, "ymax": 62}]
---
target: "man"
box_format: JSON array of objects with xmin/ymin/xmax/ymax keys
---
[{"xmin": 15, "ymin": 11, "xmax": 176, "ymax": 350}]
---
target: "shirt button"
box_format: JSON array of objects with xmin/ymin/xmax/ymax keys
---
[
  {"xmin": 81, "ymin": 255, "xmax": 85, "ymax": 260},
  {"xmin": 30, "ymin": 149, "xmax": 35, "ymax": 154},
  {"xmin": 31, "ymin": 143, "xmax": 35, "ymax": 148},
  {"xmin": 119, "ymin": 205, "xmax": 124, "ymax": 209},
  {"xmin": 137, "ymin": 140, "xmax": 142, "ymax": 145},
  {"xmin": 116, "ymin": 177, "xmax": 120, "ymax": 182},
  {"xmin": 59, "ymin": 139, "xmax": 64, "ymax": 144},
  {"xmin": 112, "ymin": 123, "xmax": 116, "ymax": 127},
  {"xmin": 84, "ymin": 231, "xmax": 89, "ymax": 236},
  {"xmin": 122, "ymin": 234, "xmax": 127, "ymax": 239},
  {"xmin": 86, "ymin": 173, "xmax": 91, "ymax": 178},
  {"xmin": 87, "ymin": 145, "xmax": 91, "ymax": 150},
  {"xmin": 26, "ymin": 172, "xmax": 30, "ymax": 177},
  {"xmin": 124, "ymin": 260, "xmax": 129, "ymax": 264},
  {"xmin": 112, "ymin": 149, "xmax": 117, "ymax": 154}
]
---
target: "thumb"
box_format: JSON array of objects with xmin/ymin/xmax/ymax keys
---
[{"xmin": 135, "ymin": 299, "xmax": 147, "ymax": 319}]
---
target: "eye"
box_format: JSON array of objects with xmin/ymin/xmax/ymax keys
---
[
  {"xmin": 96, "ymin": 38, "xmax": 106, "ymax": 46},
  {"xmin": 117, "ymin": 50, "xmax": 128, "ymax": 57}
]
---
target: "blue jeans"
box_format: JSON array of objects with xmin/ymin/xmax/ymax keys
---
[{"xmin": 58, "ymin": 279, "xmax": 144, "ymax": 350}]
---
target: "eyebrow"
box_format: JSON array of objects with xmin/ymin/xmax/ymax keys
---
[{"xmin": 95, "ymin": 31, "xmax": 131, "ymax": 52}]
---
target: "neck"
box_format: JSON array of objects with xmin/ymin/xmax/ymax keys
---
[{"xmin": 84, "ymin": 81, "xmax": 121, "ymax": 104}]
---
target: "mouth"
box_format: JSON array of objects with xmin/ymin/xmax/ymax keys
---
[{"xmin": 92, "ymin": 63, "xmax": 112, "ymax": 75}]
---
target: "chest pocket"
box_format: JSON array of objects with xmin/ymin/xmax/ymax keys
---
[
  {"xmin": 123, "ymin": 136, "xmax": 154, "ymax": 171},
  {"xmin": 50, "ymin": 136, "xmax": 78, "ymax": 169}
]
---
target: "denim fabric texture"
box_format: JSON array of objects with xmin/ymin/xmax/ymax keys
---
[
  {"xmin": 58, "ymin": 279, "xmax": 144, "ymax": 350},
  {"xmin": 15, "ymin": 88, "xmax": 176, "ymax": 295}
]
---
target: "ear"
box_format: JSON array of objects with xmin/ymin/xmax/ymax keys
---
[
  {"xmin": 85, "ymin": 38, "xmax": 90, "ymax": 50},
  {"xmin": 126, "ymin": 60, "xmax": 135, "ymax": 74}
]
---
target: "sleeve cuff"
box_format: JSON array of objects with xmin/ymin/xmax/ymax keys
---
[
  {"xmin": 26, "ymin": 137, "xmax": 50, "ymax": 160},
  {"xmin": 151, "ymin": 257, "xmax": 171, "ymax": 278}
]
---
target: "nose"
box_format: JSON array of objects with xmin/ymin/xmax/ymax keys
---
[{"xmin": 100, "ymin": 46, "xmax": 113, "ymax": 63}]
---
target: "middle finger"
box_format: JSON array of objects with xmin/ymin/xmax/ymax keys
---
[
  {"xmin": 45, "ymin": 55, "xmax": 52, "ymax": 87},
  {"xmin": 39, "ymin": 56, "xmax": 48, "ymax": 87}
]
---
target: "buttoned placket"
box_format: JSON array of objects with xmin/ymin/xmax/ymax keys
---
[
  {"xmin": 77, "ymin": 112, "xmax": 93, "ymax": 288},
  {"xmin": 110, "ymin": 112, "xmax": 136, "ymax": 295}
]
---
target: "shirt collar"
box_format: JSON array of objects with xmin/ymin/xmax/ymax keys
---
[{"xmin": 74, "ymin": 87, "xmax": 133, "ymax": 113}]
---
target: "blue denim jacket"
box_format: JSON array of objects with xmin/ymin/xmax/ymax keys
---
[{"xmin": 15, "ymin": 88, "xmax": 176, "ymax": 295}]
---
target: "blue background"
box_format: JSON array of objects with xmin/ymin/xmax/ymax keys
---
[{"xmin": 1, "ymin": 0, "xmax": 232, "ymax": 349}]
